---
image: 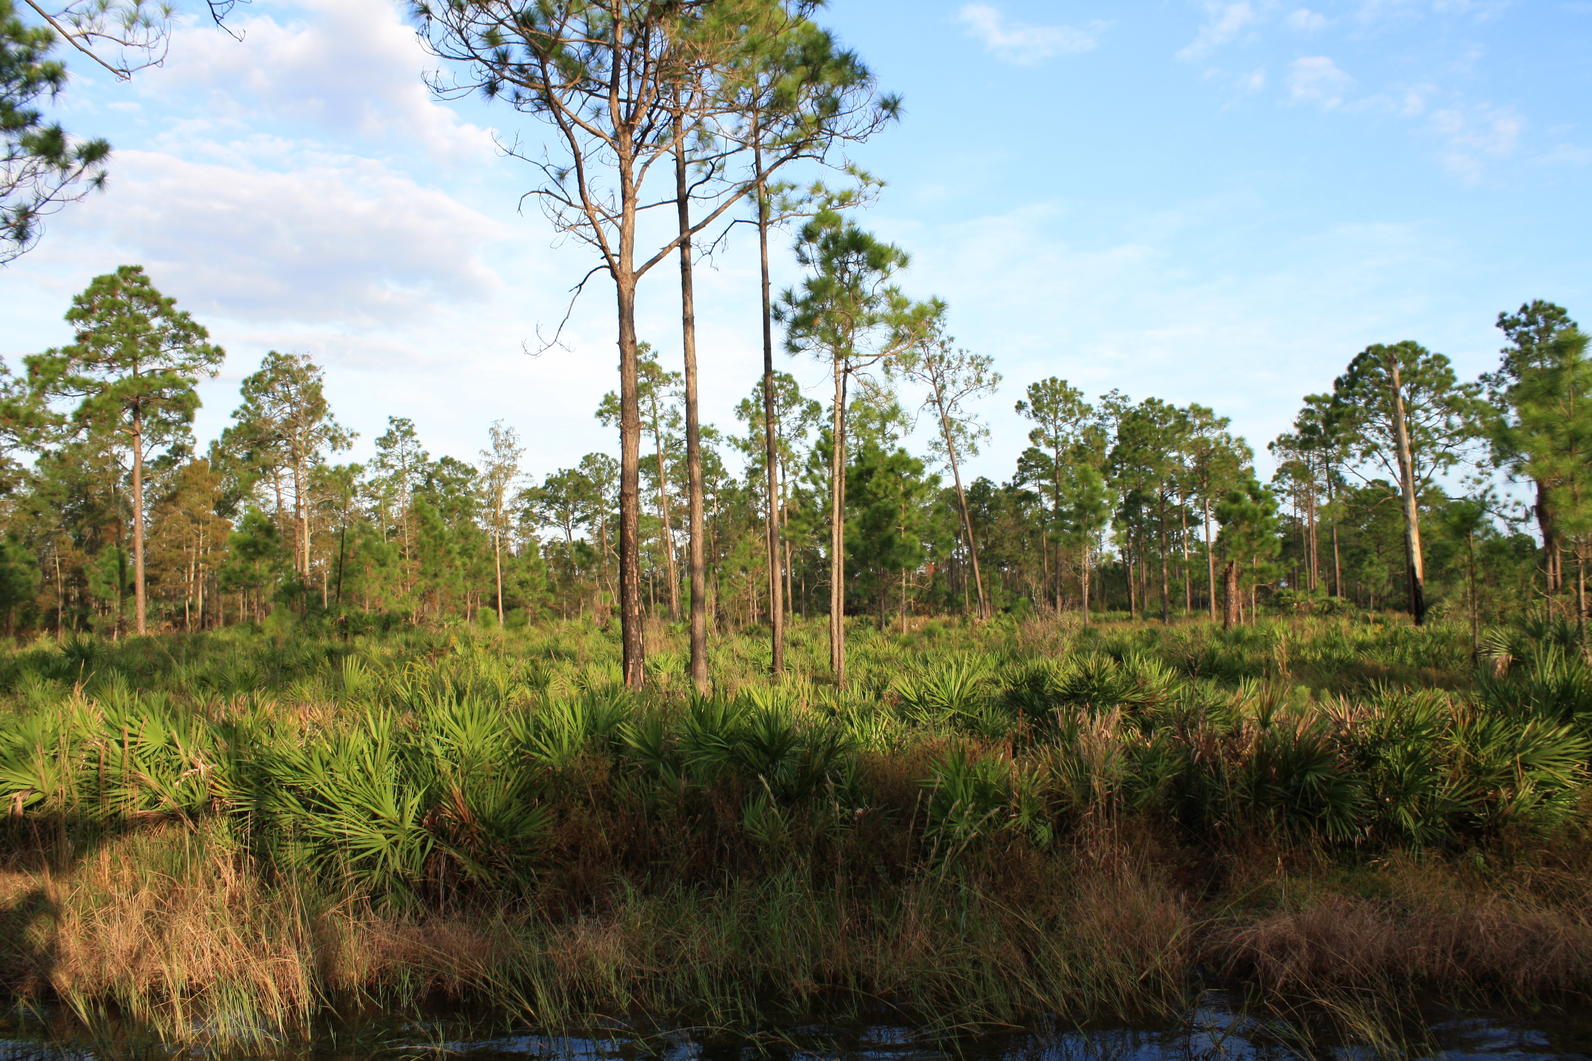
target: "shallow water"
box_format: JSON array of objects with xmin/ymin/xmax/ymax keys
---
[{"xmin": 6, "ymin": 999, "xmax": 1592, "ymax": 1060}]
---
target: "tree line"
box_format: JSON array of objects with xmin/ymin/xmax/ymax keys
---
[{"xmin": 0, "ymin": 262, "xmax": 1585, "ymax": 673}]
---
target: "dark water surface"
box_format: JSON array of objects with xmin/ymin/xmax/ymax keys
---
[{"xmin": 5, "ymin": 999, "xmax": 1592, "ymax": 1060}]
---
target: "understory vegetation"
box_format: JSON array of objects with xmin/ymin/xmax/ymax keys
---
[{"xmin": 3, "ymin": 614, "xmax": 1592, "ymax": 1050}]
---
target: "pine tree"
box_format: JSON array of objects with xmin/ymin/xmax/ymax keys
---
[{"xmin": 26, "ymin": 265, "xmax": 223, "ymax": 634}]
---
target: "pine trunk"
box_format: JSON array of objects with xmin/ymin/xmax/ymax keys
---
[
  {"xmin": 1223, "ymin": 559, "xmax": 1239, "ymax": 629},
  {"xmin": 616, "ymin": 275, "xmax": 645, "ymax": 690},
  {"xmin": 753, "ymin": 117, "xmax": 785, "ymax": 677},
  {"xmin": 829, "ymin": 361, "xmax": 848, "ymax": 687},
  {"xmin": 131, "ymin": 407, "xmax": 147, "ymax": 635},
  {"xmin": 674, "ymin": 114, "xmax": 709, "ymax": 694},
  {"xmin": 1204, "ymin": 497, "xmax": 1217, "ymax": 620},
  {"xmin": 1388, "ymin": 353, "xmax": 1428, "ymax": 625}
]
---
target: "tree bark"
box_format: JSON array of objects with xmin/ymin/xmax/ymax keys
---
[
  {"xmin": 131, "ymin": 406, "xmax": 147, "ymax": 635},
  {"xmin": 1223, "ymin": 559, "xmax": 1239, "ymax": 629},
  {"xmin": 1536, "ymin": 482, "xmax": 1561, "ymax": 596},
  {"xmin": 1157, "ymin": 504, "xmax": 1171, "ymax": 623},
  {"xmin": 1180, "ymin": 503, "xmax": 1191, "ymax": 613},
  {"xmin": 616, "ymin": 275, "xmax": 645, "ymax": 689},
  {"xmin": 650, "ymin": 393, "xmax": 681, "ymax": 623},
  {"xmin": 829, "ymin": 360, "xmax": 848, "ymax": 687},
  {"xmin": 1306, "ymin": 470, "xmax": 1319, "ymax": 593},
  {"xmin": 1327, "ymin": 466, "xmax": 1343, "ymax": 598},
  {"xmin": 494, "ymin": 528, "xmax": 505, "ymax": 624},
  {"xmin": 674, "ymin": 111, "xmax": 709, "ymax": 695},
  {"xmin": 1203, "ymin": 497, "xmax": 1217, "ymax": 621},
  {"xmin": 1388, "ymin": 353, "xmax": 1428, "ymax": 625},
  {"xmin": 1079, "ymin": 539, "xmax": 1091, "ymax": 623},
  {"xmin": 753, "ymin": 115, "xmax": 786, "ymax": 677}
]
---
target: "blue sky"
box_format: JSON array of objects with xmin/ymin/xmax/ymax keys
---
[{"xmin": 3, "ymin": 0, "xmax": 1589, "ymax": 490}]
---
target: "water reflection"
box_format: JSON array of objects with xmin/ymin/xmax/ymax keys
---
[{"xmin": 5, "ymin": 1000, "xmax": 1592, "ymax": 1060}]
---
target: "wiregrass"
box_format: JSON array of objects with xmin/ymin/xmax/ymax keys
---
[{"xmin": 1, "ymin": 614, "xmax": 1590, "ymax": 1049}]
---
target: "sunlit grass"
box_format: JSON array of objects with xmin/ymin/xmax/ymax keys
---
[{"xmin": 0, "ymin": 612, "xmax": 1589, "ymax": 1049}]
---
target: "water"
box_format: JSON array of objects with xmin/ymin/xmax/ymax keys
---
[{"xmin": 4, "ymin": 999, "xmax": 1592, "ymax": 1061}]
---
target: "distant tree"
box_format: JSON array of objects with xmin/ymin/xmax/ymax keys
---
[
  {"xmin": 0, "ymin": 533, "xmax": 38, "ymax": 635},
  {"xmin": 1330, "ymin": 341, "xmax": 1483, "ymax": 625},
  {"xmin": 26, "ymin": 264, "xmax": 223, "ymax": 634},
  {"xmin": 1490, "ymin": 326, "xmax": 1592, "ymax": 644},
  {"xmin": 0, "ymin": 357, "xmax": 45, "ymax": 493},
  {"xmin": 220, "ymin": 351, "xmax": 352, "ymax": 590},
  {"xmin": 845, "ymin": 402, "xmax": 937, "ymax": 631},
  {"xmin": 902, "ymin": 302, "xmax": 999, "ymax": 619},
  {"xmin": 480, "ymin": 420, "xmax": 523, "ymax": 625},
  {"xmin": 1187, "ymin": 405, "xmax": 1250, "ymax": 618},
  {"xmin": 1108, "ymin": 398, "xmax": 1187, "ymax": 622},
  {"xmin": 778, "ymin": 210, "xmax": 919, "ymax": 685},
  {"xmin": 1015, "ymin": 377, "xmax": 1109, "ymax": 618},
  {"xmin": 370, "ymin": 415, "xmax": 428, "ymax": 596},
  {"xmin": 733, "ymin": 370, "xmax": 821, "ymax": 624},
  {"xmin": 146, "ymin": 457, "xmax": 228, "ymax": 630},
  {"xmin": 1215, "ymin": 475, "xmax": 1280, "ymax": 629},
  {"xmin": 220, "ymin": 508, "xmax": 289, "ymax": 623},
  {"xmin": 1485, "ymin": 301, "xmax": 1580, "ymax": 598}
]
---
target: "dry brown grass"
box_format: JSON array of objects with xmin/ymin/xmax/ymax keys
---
[{"xmin": 1205, "ymin": 854, "xmax": 1592, "ymax": 1007}]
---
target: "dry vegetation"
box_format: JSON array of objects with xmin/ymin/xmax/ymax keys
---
[{"xmin": 1, "ymin": 613, "xmax": 1590, "ymax": 1051}]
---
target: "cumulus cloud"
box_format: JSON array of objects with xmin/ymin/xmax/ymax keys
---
[
  {"xmin": 1178, "ymin": 2, "xmax": 1257, "ymax": 60},
  {"xmin": 957, "ymin": 4, "xmax": 1108, "ymax": 65},
  {"xmin": 56, "ymin": 148, "xmax": 508, "ymax": 327},
  {"xmin": 148, "ymin": 0, "xmax": 494, "ymax": 164},
  {"xmin": 1287, "ymin": 56, "xmax": 1354, "ymax": 108}
]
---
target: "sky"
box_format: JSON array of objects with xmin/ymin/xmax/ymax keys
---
[{"xmin": 3, "ymin": 0, "xmax": 1590, "ymax": 491}]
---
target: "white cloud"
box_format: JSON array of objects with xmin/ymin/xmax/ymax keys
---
[
  {"xmin": 1178, "ymin": 2, "xmax": 1257, "ymax": 60},
  {"xmin": 1286, "ymin": 8, "xmax": 1330, "ymax": 30},
  {"xmin": 45, "ymin": 148, "xmax": 509, "ymax": 327},
  {"xmin": 146, "ymin": 0, "xmax": 495, "ymax": 164},
  {"xmin": 1431, "ymin": 104, "xmax": 1523, "ymax": 179},
  {"xmin": 956, "ymin": 4, "xmax": 1107, "ymax": 65},
  {"xmin": 1287, "ymin": 56, "xmax": 1354, "ymax": 108}
]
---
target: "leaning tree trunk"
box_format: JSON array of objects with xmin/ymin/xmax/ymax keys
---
[
  {"xmin": 674, "ymin": 112, "xmax": 709, "ymax": 695},
  {"xmin": 1388, "ymin": 353, "xmax": 1428, "ymax": 625},
  {"xmin": 935, "ymin": 394, "xmax": 989, "ymax": 620}
]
